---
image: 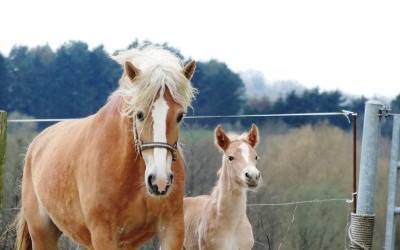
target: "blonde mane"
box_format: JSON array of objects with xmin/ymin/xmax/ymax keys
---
[{"xmin": 111, "ymin": 45, "xmax": 197, "ymax": 116}]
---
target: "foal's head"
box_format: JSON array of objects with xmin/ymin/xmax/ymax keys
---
[
  {"xmin": 113, "ymin": 46, "xmax": 196, "ymax": 196},
  {"xmin": 215, "ymin": 124, "xmax": 261, "ymax": 190}
]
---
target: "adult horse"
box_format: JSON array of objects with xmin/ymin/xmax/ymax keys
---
[{"xmin": 15, "ymin": 45, "xmax": 197, "ymax": 250}]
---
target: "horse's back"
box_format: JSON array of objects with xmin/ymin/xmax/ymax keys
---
[
  {"xmin": 28, "ymin": 117, "xmax": 93, "ymax": 159},
  {"xmin": 25, "ymin": 117, "xmax": 94, "ymax": 185}
]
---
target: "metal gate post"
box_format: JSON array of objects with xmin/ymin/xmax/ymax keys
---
[
  {"xmin": 350, "ymin": 100, "xmax": 383, "ymax": 249},
  {"xmin": 357, "ymin": 100, "xmax": 383, "ymax": 214},
  {"xmin": 384, "ymin": 115, "xmax": 400, "ymax": 250}
]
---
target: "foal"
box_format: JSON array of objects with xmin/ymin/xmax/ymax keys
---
[{"xmin": 184, "ymin": 124, "xmax": 261, "ymax": 250}]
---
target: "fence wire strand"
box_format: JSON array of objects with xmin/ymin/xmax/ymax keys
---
[
  {"xmin": 7, "ymin": 111, "xmax": 356, "ymax": 123},
  {"xmin": 248, "ymin": 198, "xmax": 351, "ymax": 207}
]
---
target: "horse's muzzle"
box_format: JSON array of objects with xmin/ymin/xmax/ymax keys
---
[{"xmin": 147, "ymin": 173, "xmax": 174, "ymax": 195}]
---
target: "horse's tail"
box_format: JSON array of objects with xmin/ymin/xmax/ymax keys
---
[{"xmin": 14, "ymin": 209, "xmax": 32, "ymax": 250}]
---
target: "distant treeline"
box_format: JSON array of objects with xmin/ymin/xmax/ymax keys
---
[{"xmin": 0, "ymin": 40, "xmax": 399, "ymax": 130}]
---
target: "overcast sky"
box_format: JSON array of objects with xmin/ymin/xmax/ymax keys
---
[{"xmin": 1, "ymin": 0, "xmax": 399, "ymax": 98}]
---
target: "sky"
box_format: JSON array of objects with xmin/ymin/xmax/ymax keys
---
[{"xmin": 1, "ymin": 0, "xmax": 399, "ymax": 99}]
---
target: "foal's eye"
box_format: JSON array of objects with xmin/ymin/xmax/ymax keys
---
[
  {"xmin": 177, "ymin": 112, "xmax": 185, "ymax": 123},
  {"xmin": 255, "ymin": 155, "xmax": 260, "ymax": 161},
  {"xmin": 136, "ymin": 111, "xmax": 144, "ymax": 122},
  {"xmin": 228, "ymin": 156, "xmax": 235, "ymax": 161}
]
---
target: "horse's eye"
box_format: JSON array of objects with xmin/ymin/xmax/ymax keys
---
[
  {"xmin": 255, "ymin": 155, "xmax": 260, "ymax": 160},
  {"xmin": 177, "ymin": 112, "xmax": 185, "ymax": 123},
  {"xmin": 228, "ymin": 156, "xmax": 235, "ymax": 161},
  {"xmin": 136, "ymin": 111, "xmax": 144, "ymax": 122}
]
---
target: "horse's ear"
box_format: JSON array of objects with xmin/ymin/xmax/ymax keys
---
[
  {"xmin": 183, "ymin": 60, "xmax": 196, "ymax": 80},
  {"xmin": 125, "ymin": 61, "xmax": 141, "ymax": 81},
  {"xmin": 215, "ymin": 125, "xmax": 230, "ymax": 151},
  {"xmin": 247, "ymin": 123, "xmax": 260, "ymax": 148}
]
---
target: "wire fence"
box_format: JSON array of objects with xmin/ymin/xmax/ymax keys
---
[
  {"xmin": 4, "ymin": 110, "xmax": 358, "ymax": 211},
  {"xmin": 2, "ymin": 109, "xmax": 360, "ymax": 250}
]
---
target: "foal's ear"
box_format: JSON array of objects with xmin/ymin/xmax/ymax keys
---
[
  {"xmin": 247, "ymin": 123, "xmax": 260, "ymax": 148},
  {"xmin": 215, "ymin": 125, "xmax": 230, "ymax": 151},
  {"xmin": 124, "ymin": 61, "xmax": 141, "ymax": 81},
  {"xmin": 183, "ymin": 60, "xmax": 196, "ymax": 80}
]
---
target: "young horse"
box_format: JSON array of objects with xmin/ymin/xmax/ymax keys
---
[
  {"xmin": 15, "ymin": 45, "xmax": 197, "ymax": 250},
  {"xmin": 183, "ymin": 124, "xmax": 261, "ymax": 250}
]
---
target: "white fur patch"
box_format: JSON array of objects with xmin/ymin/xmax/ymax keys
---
[
  {"xmin": 239, "ymin": 143, "xmax": 250, "ymax": 163},
  {"xmin": 152, "ymin": 96, "xmax": 170, "ymax": 176}
]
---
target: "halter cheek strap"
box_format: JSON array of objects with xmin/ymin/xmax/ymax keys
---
[{"xmin": 134, "ymin": 120, "xmax": 178, "ymax": 161}]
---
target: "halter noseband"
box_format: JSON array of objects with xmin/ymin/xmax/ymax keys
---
[{"xmin": 134, "ymin": 119, "xmax": 178, "ymax": 161}]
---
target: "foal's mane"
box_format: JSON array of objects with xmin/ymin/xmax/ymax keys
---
[{"xmin": 111, "ymin": 45, "xmax": 197, "ymax": 116}]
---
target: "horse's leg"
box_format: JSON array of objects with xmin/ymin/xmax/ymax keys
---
[
  {"xmin": 24, "ymin": 197, "xmax": 62, "ymax": 249},
  {"xmin": 158, "ymin": 220, "xmax": 185, "ymax": 250},
  {"xmin": 22, "ymin": 166, "xmax": 61, "ymax": 249},
  {"xmin": 90, "ymin": 226, "xmax": 123, "ymax": 250}
]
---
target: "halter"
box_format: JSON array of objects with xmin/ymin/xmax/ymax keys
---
[{"xmin": 134, "ymin": 118, "xmax": 178, "ymax": 161}]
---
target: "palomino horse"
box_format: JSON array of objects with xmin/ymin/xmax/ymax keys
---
[
  {"xmin": 183, "ymin": 124, "xmax": 261, "ymax": 250},
  {"xmin": 15, "ymin": 45, "xmax": 197, "ymax": 250}
]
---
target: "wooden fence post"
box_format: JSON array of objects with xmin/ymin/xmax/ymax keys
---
[{"xmin": 0, "ymin": 110, "xmax": 7, "ymax": 205}]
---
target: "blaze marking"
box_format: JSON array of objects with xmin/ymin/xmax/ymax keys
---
[
  {"xmin": 239, "ymin": 143, "xmax": 250, "ymax": 163},
  {"xmin": 152, "ymin": 96, "xmax": 170, "ymax": 177}
]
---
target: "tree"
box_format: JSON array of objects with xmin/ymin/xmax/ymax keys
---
[
  {"xmin": 391, "ymin": 94, "xmax": 400, "ymax": 113},
  {"xmin": 190, "ymin": 60, "xmax": 245, "ymax": 126},
  {"xmin": 46, "ymin": 41, "xmax": 120, "ymax": 118},
  {"xmin": 0, "ymin": 53, "xmax": 8, "ymax": 109},
  {"xmin": 5, "ymin": 45, "xmax": 56, "ymax": 116},
  {"xmin": 269, "ymin": 88, "xmax": 350, "ymax": 128}
]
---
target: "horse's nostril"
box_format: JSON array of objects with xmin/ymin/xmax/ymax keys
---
[
  {"xmin": 147, "ymin": 174, "xmax": 159, "ymax": 193},
  {"xmin": 169, "ymin": 173, "xmax": 174, "ymax": 184},
  {"xmin": 245, "ymin": 172, "xmax": 250, "ymax": 179},
  {"xmin": 147, "ymin": 174, "xmax": 155, "ymax": 185}
]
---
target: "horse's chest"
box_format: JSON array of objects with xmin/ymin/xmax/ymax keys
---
[
  {"xmin": 205, "ymin": 231, "xmax": 239, "ymax": 250},
  {"xmin": 115, "ymin": 198, "xmax": 171, "ymax": 241}
]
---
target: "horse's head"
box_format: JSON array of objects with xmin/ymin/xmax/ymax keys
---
[
  {"xmin": 215, "ymin": 124, "xmax": 261, "ymax": 190},
  {"xmin": 119, "ymin": 49, "xmax": 196, "ymax": 196}
]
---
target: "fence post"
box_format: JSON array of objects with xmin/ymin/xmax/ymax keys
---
[
  {"xmin": 349, "ymin": 100, "xmax": 383, "ymax": 249},
  {"xmin": 0, "ymin": 110, "xmax": 7, "ymax": 205},
  {"xmin": 384, "ymin": 115, "xmax": 400, "ymax": 250}
]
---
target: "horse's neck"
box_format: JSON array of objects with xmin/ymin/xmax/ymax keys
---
[
  {"xmin": 212, "ymin": 164, "xmax": 247, "ymax": 222},
  {"xmin": 95, "ymin": 96, "xmax": 138, "ymax": 160}
]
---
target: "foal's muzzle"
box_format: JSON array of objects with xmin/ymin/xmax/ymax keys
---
[{"xmin": 245, "ymin": 171, "xmax": 261, "ymax": 188}]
